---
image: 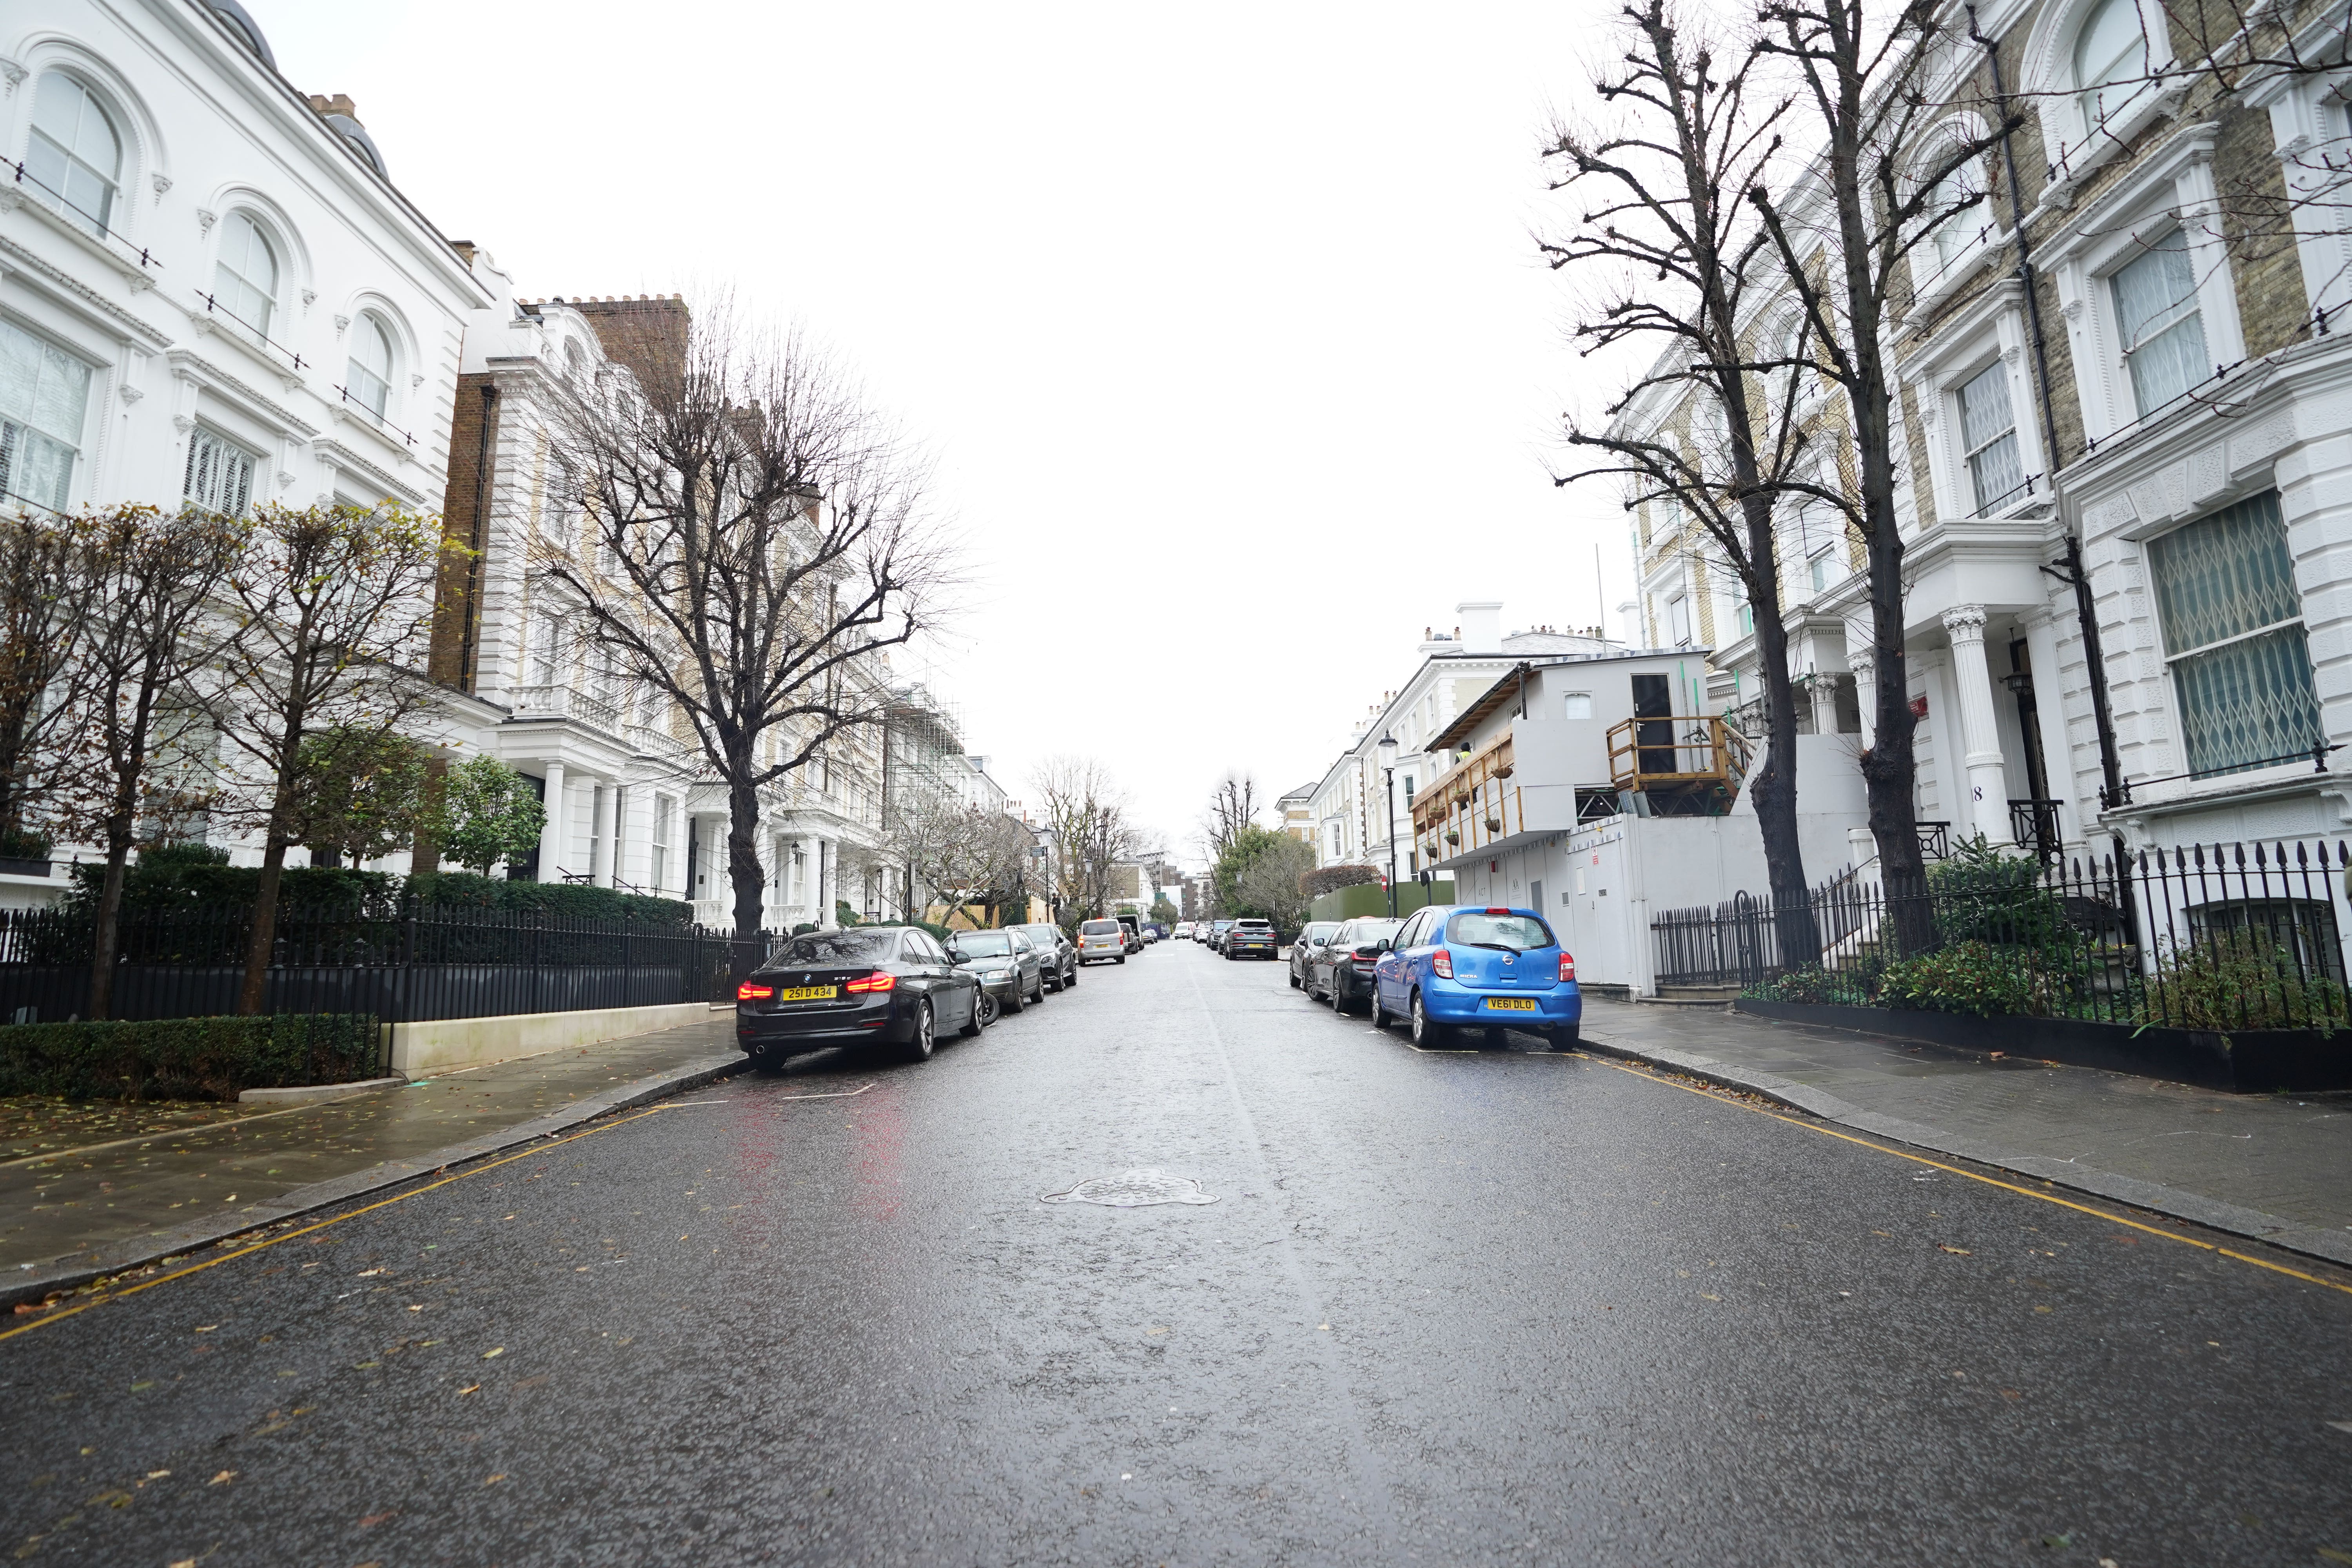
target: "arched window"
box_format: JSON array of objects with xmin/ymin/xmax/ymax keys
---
[
  {"xmin": 2073, "ymin": 0, "xmax": 2148, "ymax": 128},
  {"xmin": 1926, "ymin": 158, "xmax": 1987, "ymax": 270},
  {"xmin": 212, "ymin": 212, "xmax": 279, "ymax": 338},
  {"xmin": 346, "ymin": 312, "xmax": 393, "ymax": 417},
  {"xmin": 27, "ymin": 72, "xmax": 123, "ymax": 238}
]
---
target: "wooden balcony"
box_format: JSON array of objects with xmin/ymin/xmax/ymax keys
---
[
  {"xmin": 1410, "ymin": 732, "xmax": 1523, "ymax": 863},
  {"xmin": 1605, "ymin": 715, "xmax": 1749, "ymax": 817}
]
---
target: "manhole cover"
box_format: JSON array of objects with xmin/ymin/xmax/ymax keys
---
[{"xmin": 1039, "ymin": 1169, "xmax": 1219, "ymax": 1207}]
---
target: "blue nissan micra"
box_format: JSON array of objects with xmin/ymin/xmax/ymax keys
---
[{"xmin": 1370, "ymin": 904, "xmax": 1581, "ymax": 1050}]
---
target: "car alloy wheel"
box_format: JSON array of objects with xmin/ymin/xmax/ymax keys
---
[
  {"xmin": 1410, "ymin": 992, "xmax": 1446, "ymax": 1050},
  {"xmin": 1369, "ymin": 987, "xmax": 1392, "ymax": 1030},
  {"xmin": 1004, "ymin": 978, "xmax": 1025, "ymax": 1014},
  {"xmin": 903, "ymin": 1000, "xmax": 935, "ymax": 1062},
  {"xmin": 1331, "ymin": 973, "xmax": 1348, "ymax": 1014},
  {"xmin": 964, "ymin": 991, "xmax": 994, "ymax": 1036}
]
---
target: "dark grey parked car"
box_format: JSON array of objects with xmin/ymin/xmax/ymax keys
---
[
  {"xmin": 1308, "ymin": 916, "xmax": 1405, "ymax": 1013},
  {"xmin": 946, "ymin": 928, "xmax": 1046, "ymax": 1022},
  {"xmin": 736, "ymin": 926, "xmax": 982, "ymax": 1065},
  {"xmin": 1011, "ymin": 922, "xmax": 1078, "ymax": 991},
  {"xmin": 1288, "ymin": 921, "xmax": 1342, "ymax": 989}
]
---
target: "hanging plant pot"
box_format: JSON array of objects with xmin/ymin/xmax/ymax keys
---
[
  {"xmin": 1445, "ymin": 829, "xmax": 1461, "ymax": 846},
  {"xmin": 1495, "ymin": 765, "xmax": 1514, "ymax": 780},
  {"xmin": 1485, "ymin": 817, "xmax": 1503, "ymax": 833}
]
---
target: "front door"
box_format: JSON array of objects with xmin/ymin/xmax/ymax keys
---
[{"xmin": 1632, "ymin": 673, "xmax": 1674, "ymax": 777}]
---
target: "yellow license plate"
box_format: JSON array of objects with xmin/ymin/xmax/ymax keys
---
[
  {"xmin": 777, "ymin": 985, "xmax": 838, "ymax": 1002},
  {"xmin": 1483, "ymin": 997, "xmax": 1538, "ymax": 1011}
]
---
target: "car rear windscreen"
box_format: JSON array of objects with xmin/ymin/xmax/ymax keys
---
[
  {"xmin": 773, "ymin": 930, "xmax": 898, "ymax": 964},
  {"xmin": 1079, "ymin": 920, "xmax": 1122, "ymax": 935},
  {"xmin": 1447, "ymin": 912, "xmax": 1555, "ymax": 951}
]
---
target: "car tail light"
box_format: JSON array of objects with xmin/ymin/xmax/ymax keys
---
[
  {"xmin": 1559, "ymin": 952, "xmax": 1576, "ymax": 982},
  {"xmin": 1485, "ymin": 907, "xmax": 1510, "ymax": 915},
  {"xmin": 844, "ymin": 971, "xmax": 898, "ymax": 994},
  {"xmin": 1432, "ymin": 947, "xmax": 1453, "ymax": 979},
  {"xmin": 737, "ymin": 982, "xmax": 773, "ymax": 1001}
]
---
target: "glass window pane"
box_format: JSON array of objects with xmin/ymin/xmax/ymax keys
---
[
  {"xmin": 30, "ymin": 73, "xmax": 120, "ymax": 236},
  {"xmin": 2113, "ymin": 234, "xmax": 2197, "ymax": 345}
]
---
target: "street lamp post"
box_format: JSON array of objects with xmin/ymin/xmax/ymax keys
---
[{"xmin": 1377, "ymin": 731, "xmax": 1400, "ymax": 918}]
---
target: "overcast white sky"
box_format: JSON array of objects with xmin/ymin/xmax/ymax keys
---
[{"xmin": 265, "ymin": 0, "xmax": 1641, "ymax": 867}]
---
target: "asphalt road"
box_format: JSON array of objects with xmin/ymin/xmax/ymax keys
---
[{"xmin": 5, "ymin": 942, "xmax": 2350, "ymax": 1566}]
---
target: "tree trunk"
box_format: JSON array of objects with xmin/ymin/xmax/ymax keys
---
[
  {"xmin": 237, "ymin": 835, "xmax": 290, "ymax": 1016},
  {"xmin": 726, "ymin": 772, "xmax": 765, "ymax": 943},
  {"xmin": 1740, "ymin": 518, "xmax": 1819, "ymax": 970},
  {"xmin": 85, "ymin": 825, "xmax": 133, "ymax": 1022}
]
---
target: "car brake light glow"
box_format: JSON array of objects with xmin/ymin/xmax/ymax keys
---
[
  {"xmin": 1559, "ymin": 952, "xmax": 1576, "ymax": 982},
  {"xmin": 844, "ymin": 971, "xmax": 897, "ymax": 993},
  {"xmin": 737, "ymin": 982, "xmax": 773, "ymax": 1001},
  {"xmin": 1432, "ymin": 947, "xmax": 1453, "ymax": 979},
  {"xmin": 1485, "ymin": 907, "xmax": 1510, "ymax": 915}
]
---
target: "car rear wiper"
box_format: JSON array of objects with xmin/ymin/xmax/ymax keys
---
[{"xmin": 1454, "ymin": 940, "xmax": 1523, "ymax": 953}]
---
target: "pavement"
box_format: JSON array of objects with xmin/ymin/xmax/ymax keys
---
[
  {"xmin": 2, "ymin": 945, "xmax": 2348, "ymax": 1565},
  {"xmin": 1575, "ymin": 999, "xmax": 2352, "ymax": 1268},
  {"xmin": 1, "ymin": 1010, "xmax": 748, "ymax": 1308}
]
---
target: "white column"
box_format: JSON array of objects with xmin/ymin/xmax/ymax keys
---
[
  {"xmin": 537, "ymin": 761, "xmax": 567, "ymax": 882},
  {"xmin": 1942, "ymin": 604, "xmax": 2012, "ymax": 844},
  {"xmin": 816, "ymin": 838, "xmax": 833, "ymax": 928},
  {"xmin": 591, "ymin": 782, "xmax": 617, "ymax": 887},
  {"xmin": 1847, "ymin": 625, "xmax": 1878, "ymax": 751},
  {"xmin": 2024, "ymin": 614, "xmax": 2081, "ymax": 848}
]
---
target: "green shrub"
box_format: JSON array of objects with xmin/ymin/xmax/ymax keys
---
[
  {"xmin": 1749, "ymin": 965, "xmax": 1849, "ymax": 1004},
  {"xmin": 402, "ymin": 871, "xmax": 689, "ymax": 927},
  {"xmin": 1927, "ymin": 835, "xmax": 2082, "ymax": 955},
  {"xmin": 2138, "ymin": 934, "xmax": 2350, "ymax": 1034},
  {"xmin": 1875, "ymin": 940, "xmax": 2041, "ymax": 1017},
  {"xmin": 64, "ymin": 848, "xmax": 401, "ymax": 918},
  {"xmin": 0, "ymin": 1014, "xmax": 382, "ymax": 1102}
]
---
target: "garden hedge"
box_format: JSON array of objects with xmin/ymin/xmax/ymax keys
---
[{"xmin": 0, "ymin": 1014, "xmax": 382, "ymax": 1102}]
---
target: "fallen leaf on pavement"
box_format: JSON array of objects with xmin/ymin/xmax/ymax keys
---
[
  {"xmin": 484, "ymin": 1474, "xmax": 506, "ymax": 1485},
  {"xmin": 1870, "ymin": 1230, "xmax": 1891, "ymax": 1238},
  {"xmin": 2328, "ymin": 1421, "xmax": 2352, "ymax": 1434},
  {"xmin": 357, "ymin": 1268, "xmax": 386, "ymax": 1278},
  {"xmin": 358, "ymin": 1511, "xmax": 394, "ymax": 1527},
  {"xmin": 193, "ymin": 1325, "xmax": 216, "ymax": 1333},
  {"xmin": 209, "ymin": 1471, "xmax": 235, "ymax": 1485},
  {"xmin": 1999, "ymin": 1388, "xmax": 2021, "ymax": 1400},
  {"xmin": 1700, "ymin": 1293, "xmax": 1722, "ymax": 1301},
  {"xmin": 2041, "ymin": 1534, "xmax": 2071, "ymax": 1548},
  {"xmin": 481, "ymin": 1347, "xmax": 504, "ymax": 1359},
  {"xmin": 2034, "ymin": 1305, "xmax": 2053, "ymax": 1314},
  {"xmin": 1144, "ymin": 1327, "xmax": 1168, "ymax": 1336},
  {"xmin": 459, "ymin": 1384, "xmax": 480, "ymax": 1395},
  {"xmin": 2315, "ymin": 1550, "xmax": 2352, "ymax": 1566},
  {"xmin": 171, "ymin": 1559, "xmax": 194, "ymax": 1568},
  {"xmin": 1938, "ymin": 1245, "xmax": 1972, "ymax": 1255},
  {"xmin": 146, "ymin": 1469, "xmax": 169, "ymax": 1479}
]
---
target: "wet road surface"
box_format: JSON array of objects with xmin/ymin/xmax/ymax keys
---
[{"xmin": 4, "ymin": 943, "xmax": 2350, "ymax": 1565}]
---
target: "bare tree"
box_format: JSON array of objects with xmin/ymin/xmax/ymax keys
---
[
  {"xmin": 211, "ymin": 503, "xmax": 459, "ymax": 1013},
  {"xmin": 1032, "ymin": 756, "xmax": 1134, "ymax": 921},
  {"xmin": 51, "ymin": 505, "xmax": 248, "ymax": 1019},
  {"xmin": 1748, "ymin": 0, "xmax": 2013, "ymax": 933},
  {"xmin": 1201, "ymin": 771, "xmax": 1259, "ymax": 862},
  {"xmin": 0, "ymin": 510, "xmax": 102, "ymax": 855},
  {"xmin": 540, "ymin": 293, "xmax": 952, "ymax": 940},
  {"xmin": 1546, "ymin": 0, "xmax": 1830, "ymax": 963}
]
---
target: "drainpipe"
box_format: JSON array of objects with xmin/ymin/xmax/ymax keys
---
[
  {"xmin": 456, "ymin": 382, "xmax": 498, "ymax": 693},
  {"xmin": 1967, "ymin": 6, "xmax": 2125, "ymax": 839}
]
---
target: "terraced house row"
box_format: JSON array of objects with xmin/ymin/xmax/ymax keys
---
[
  {"xmin": 0, "ymin": 0, "xmax": 979, "ymax": 924},
  {"xmin": 1623, "ymin": 0, "xmax": 2352, "ymax": 875}
]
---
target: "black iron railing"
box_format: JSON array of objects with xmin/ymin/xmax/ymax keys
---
[
  {"xmin": 6, "ymin": 157, "xmax": 162, "ymax": 272},
  {"xmin": 2102, "ymin": 742, "xmax": 2339, "ymax": 808},
  {"xmin": 0, "ymin": 902, "xmax": 750, "ymax": 1025},
  {"xmin": 1652, "ymin": 836, "xmax": 2352, "ymax": 1031},
  {"xmin": 2009, "ymin": 797, "xmax": 2063, "ymax": 859}
]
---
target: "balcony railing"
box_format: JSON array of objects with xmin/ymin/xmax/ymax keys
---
[
  {"xmin": 510, "ymin": 682, "xmax": 622, "ymax": 735},
  {"xmin": 1412, "ymin": 731, "xmax": 1521, "ymax": 862},
  {"xmin": 2010, "ymin": 797, "xmax": 2063, "ymax": 860},
  {"xmin": 1603, "ymin": 714, "xmax": 1751, "ymax": 817}
]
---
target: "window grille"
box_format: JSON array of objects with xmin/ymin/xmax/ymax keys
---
[
  {"xmin": 2147, "ymin": 490, "xmax": 2322, "ymax": 779},
  {"xmin": 1957, "ymin": 361, "xmax": 2024, "ymax": 515},
  {"xmin": 0, "ymin": 320, "xmax": 93, "ymax": 511},
  {"xmin": 182, "ymin": 426, "xmax": 257, "ymax": 517},
  {"xmin": 2113, "ymin": 232, "xmax": 2208, "ymax": 417}
]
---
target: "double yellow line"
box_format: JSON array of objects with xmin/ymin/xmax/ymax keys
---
[{"xmin": 1, "ymin": 1105, "xmax": 675, "ymax": 1345}]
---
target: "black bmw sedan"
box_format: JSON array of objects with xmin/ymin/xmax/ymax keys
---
[{"xmin": 736, "ymin": 926, "xmax": 981, "ymax": 1066}]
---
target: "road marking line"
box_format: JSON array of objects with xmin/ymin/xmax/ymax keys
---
[
  {"xmin": 1586, "ymin": 1054, "xmax": 2352, "ymax": 1298},
  {"xmin": 1, "ymin": 1107, "xmax": 673, "ymax": 1345}
]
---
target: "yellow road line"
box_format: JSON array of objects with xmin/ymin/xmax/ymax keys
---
[
  {"xmin": 1585, "ymin": 1053, "xmax": 2352, "ymax": 1297},
  {"xmin": 2, "ymin": 1105, "xmax": 679, "ymax": 1345}
]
